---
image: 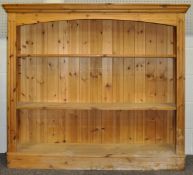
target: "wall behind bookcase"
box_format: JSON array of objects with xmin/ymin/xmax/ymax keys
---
[{"xmin": 0, "ymin": 0, "xmax": 193, "ymax": 154}]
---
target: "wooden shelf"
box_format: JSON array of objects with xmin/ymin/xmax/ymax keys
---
[
  {"xmin": 17, "ymin": 54, "xmax": 177, "ymax": 58},
  {"xmin": 16, "ymin": 102, "xmax": 176, "ymax": 110},
  {"xmin": 17, "ymin": 143, "xmax": 175, "ymax": 157}
]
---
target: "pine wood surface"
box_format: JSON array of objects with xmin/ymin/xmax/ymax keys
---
[
  {"xmin": 3, "ymin": 3, "xmax": 190, "ymax": 13},
  {"xmin": 17, "ymin": 109, "xmax": 175, "ymax": 145},
  {"xmin": 16, "ymin": 102, "xmax": 176, "ymax": 110},
  {"xmin": 17, "ymin": 20, "xmax": 176, "ymax": 104},
  {"xmin": 17, "ymin": 54, "xmax": 176, "ymax": 58},
  {"xmin": 7, "ymin": 152, "xmax": 185, "ymax": 170},
  {"xmin": 17, "ymin": 143, "xmax": 175, "ymax": 157},
  {"xmin": 3, "ymin": 3, "xmax": 188, "ymax": 170}
]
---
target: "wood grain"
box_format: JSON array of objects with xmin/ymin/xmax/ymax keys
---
[
  {"xmin": 7, "ymin": 13, "xmax": 17, "ymax": 151},
  {"xmin": 176, "ymin": 14, "xmax": 185, "ymax": 156},
  {"xmin": 3, "ymin": 3, "xmax": 190, "ymax": 13},
  {"xmin": 5, "ymin": 3, "xmax": 188, "ymax": 170}
]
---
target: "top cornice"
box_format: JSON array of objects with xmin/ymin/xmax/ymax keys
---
[{"xmin": 2, "ymin": 3, "xmax": 190, "ymax": 13}]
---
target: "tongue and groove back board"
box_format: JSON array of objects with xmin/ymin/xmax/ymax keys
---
[
  {"xmin": 18, "ymin": 20, "xmax": 176, "ymax": 103},
  {"xmin": 3, "ymin": 3, "xmax": 190, "ymax": 170},
  {"xmin": 17, "ymin": 20, "xmax": 176, "ymax": 145}
]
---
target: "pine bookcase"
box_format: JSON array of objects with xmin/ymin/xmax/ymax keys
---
[{"xmin": 3, "ymin": 3, "xmax": 190, "ymax": 170}]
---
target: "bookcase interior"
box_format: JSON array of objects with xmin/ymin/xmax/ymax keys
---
[{"xmin": 16, "ymin": 19, "xmax": 176, "ymax": 157}]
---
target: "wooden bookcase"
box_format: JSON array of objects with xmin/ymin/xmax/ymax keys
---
[{"xmin": 3, "ymin": 3, "xmax": 190, "ymax": 170}]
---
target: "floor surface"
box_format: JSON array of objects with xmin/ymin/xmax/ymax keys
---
[{"xmin": 1, "ymin": 154, "xmax": 193, "ymax": 175}]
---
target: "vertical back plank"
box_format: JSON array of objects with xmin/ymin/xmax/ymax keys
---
[
  {"xmin": 167, "ymin": 111, "xmax": 175, "ymax": 144},
  {"xmin": 59, "ymin": 57, "xmax": 68, "ymax": 102},
  {"xmin": 145, "ymin": 23, "xmax": 157, "ymax": 103},
  {"xmin": 24, "ymin": 24, "xmax": 37, "ymax": 144},
  {"xmin": 156, "ymin": 111, "xmax": 167, "ymax": 144},
  {"xmin": 36, "ymin": 23, "xmax": 48, "ymax": 144},
  {"xmin": 89, "ymin": 20, "xmax": 102, "ymax": 143},
  {"xmin": 47, "ymin": 22, "xmax": 59, "ymax": 54},
  {"xmin": 47, "ymin": 57, "xmax": 59, "ymax": 102},
  {"xmin": 90, "ymin": 58, "xmax": 102, "ymax": 103},
  {"xmin": 123, "ymin": 21, "xmax": 135, "ymax": 103},
  {"xmin": 69, "ymin": 20, "xmax": 79, "ymax": 54},
  {"xmin": 134, "ymin": 22, "xmax": 145, "ymax": 144},
  {"xmin": 67, "ymin": 57, "xmax": 79, "ymax": 102},
  {"xmin": 144, "ymin": 111, "xmax": 156, "ymax": 144},
  {"xmin": 156, "ymin": 25, "xmax": 168, "ymax": 144},
  {"xmin": 59, "ymin": 21, "xmax": 68, "ymax": 102},
  {"xmin": 102, "ymin": 20, "xmax": 113, "ymax": 102},
  {"xmin": 103, "ymin": 20, "xmax": 112, "ymax": 54},
  {"xmin": 46, "ymin": 22, "xmax": 59, "ymax": 144},
  {"xmin": 67, "ymin": 21, "xmax": 80, "ymax": 102},
  {"xmin": 102, "ymin": 57, "xmax": 112, "ymax": 103},
  {"xmin": 89, "ymin": 57, "xmax": 102, "ymax": 143},
  {"xmin": 101, "ymin": 27, "xmax": 113, "ymax": 140},
  {"xmin": 135, "ymin": 58, "xmax": 145, "ymax": 103},
  {"xmin": 101, "ymin": 111, "xmax": 116, "ymax": 143},
  {"xmin": 65, "ymin": 110, "xmax": 78, "ymax": 143},
  {"xmin": 167, "ymin": 26, "xmax": 176, "ymax": 147},
  {"xmin": 18, "ymin": 110, "xmax": 29, "ymax": 144},
  {"xmin": 112, "ymin": 58, "xmax": 123, "ymax": 102},
  {"xmin": 90, "ymin": 20, "xmax": 102, "ymax": 55},
  {"xmin": 47, "ymin": 110, "xmax": 59, "ymax": 143},
  {"xmin": 112, "ymin": 20, "xmax": 123, "ymax": 55},
  {"xmin": 167, "ymin": 26, "xmax": 175, "ymax": 103},
  {"xmin": 77, "ymin": 110, "xmax": 91, "ymax": 143},
  {"xmin": 39, "ymin": 109, "xmax": 48, "ymax": 143},
  {"xmin": 36, "ymin": 23, "xmax": 48, "ymax": 102},
  {"xmin": 90, "ymin": 110, "xmax": 102, "ymax": 143},
  {"xmin": 78, "ymin": 20, "xmax": 90, "ymax": 143},
  {"xmin": 144, "ymin": 23, "xmax": 157, "ymax": 144},
  {"xmin": 156, "ymin": 25, "xmax": 168, "ymax": 103},
  {"xmin": 120, "ymin": 111, "xmax": 135, "ymax": 143},
  {"xmin": 79, "ymin": 20, "xmax": 90, "ymax": 102},
  {"xmin": 123, "ymin": 21, "xmax": 135, "ymax": 56},
  {"xmin": 135, "ymin": 22, "xmax": 145, "ymax": 103},
  {"xmin": 135, "ymin": 111, "xmax": 145, "ymax": 144},
  {"xmin": 123, "ymin": 58, "xmax": 135, "ymax": 102},
  {"xmin": 18, "ymin": 27, "xmax": 27, "ymax": 102},
  {"xmin": 47, "ymin": 22, "xmax": 59, "ymax": 102},
  {"xmin": 25, "ymin": 24, "xmax": 37, "ymax": 102}
]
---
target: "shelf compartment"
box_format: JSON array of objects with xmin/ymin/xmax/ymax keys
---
[
  {"xmin": 17, "ymin": 54, "xmax": 177, "ymax": 58},
  {"xmin": 18, "ymin": 20, "xmax": 176, "ymax": 59},
  {"xmin": 17, "ymin": 109, "xmax": 176, "ymax": 145},
  {"xmin": 17, "ymin": 143, "xmax": 175, "ymax": 157},
  {"xmin": 17, "ymin": 57, "xmax": 176, "ymax": 104},
  {"xmin": 16, "ymin": 102, "xmax": 176, "ymax": 110}
]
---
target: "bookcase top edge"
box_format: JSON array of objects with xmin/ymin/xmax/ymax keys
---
[{"xmin": 2, "ymin": 3, "xmax": 190, "ymax": 13}]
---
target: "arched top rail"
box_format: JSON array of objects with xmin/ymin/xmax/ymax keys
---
[
  {"xmin": 8, "ymin": 13, "xmax": 181, "ymax": 26},
  {"xmin": 3, "ymin": 4, "xmax": 190, "ymax": 26}
]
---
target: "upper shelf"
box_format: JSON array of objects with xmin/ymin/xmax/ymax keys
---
[
  {"xmin": 17, "ymin": 54, "xmax": 177, "ymax": 58},
  {"xmin": 17, "ymin": 102, "xmax": 176, "ymax": 111},
  {"xmin": 3, "ymin": 3, "xmax": 190, "ymax": 13}
]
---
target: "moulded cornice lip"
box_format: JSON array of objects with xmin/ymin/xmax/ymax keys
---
[{"xmin": 2, "ymin": 3, "xmax": 191, "ymax": 13}]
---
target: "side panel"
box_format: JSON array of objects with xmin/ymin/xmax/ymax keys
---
[
  {"xmin": 176, "ymin": 14, "xmax": 185, "ymax": 156},
  {"xmin": 7, "ymin": 13, "xmax": 17, "ymax": 152}
]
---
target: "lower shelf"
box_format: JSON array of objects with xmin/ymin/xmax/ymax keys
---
[
  {"xmin": 8, "ymin": 143, "xmax": 184, "ymax": 170},
  {"xmin": 16, "ymin": 102, "xmax": 176, "ymax": 110},
  {"xmin": 17, "ymin": 143, "xmax": 175, "ymax": 157}
]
